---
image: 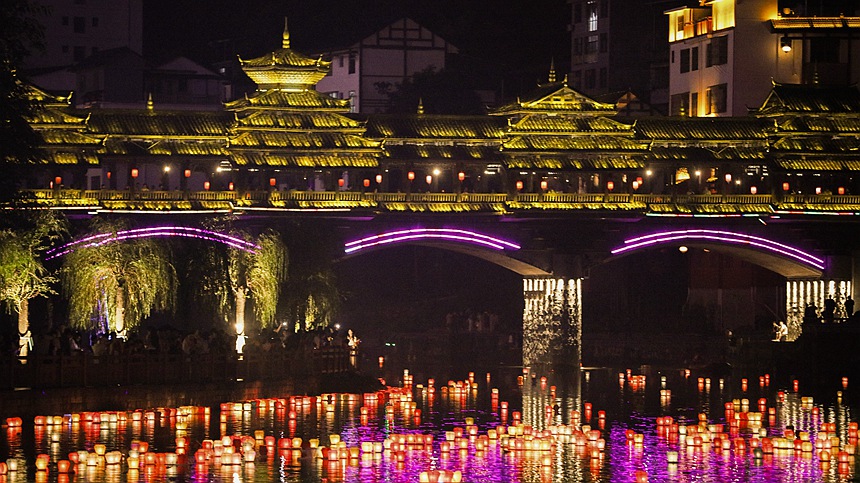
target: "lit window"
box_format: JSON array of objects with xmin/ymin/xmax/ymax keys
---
[{"xmin": 587, "ymin": 1, "xmax": 598, "ymax": 31}]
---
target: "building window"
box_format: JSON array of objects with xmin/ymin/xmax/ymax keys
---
[
  {"xmin": 600, "ymin": 0, "xmax": 609, "ymax": 18},
  {"xmin": 62, "ymin": 45, "xmax": 69, "ymax": 53},
  {"xmin": 74, "ymin": 0, "xmax": 86, "ymax": 4},
  {"xmin": 339, "ymin": 56, "xmax": 344, "ymax": 68},
  {"xmin": 62, "ymin": 16, "xmax": 69, "ymax": 26},
  {"xmin": 706, "ymin": 83, "xmax": 727, "ymax": 114},
  {"xmin": 599, "ymin": 33, "xmax": 608, "ymax": 53},
  {"xmin": 706, "ymin": 36, "xmax": 728, "ymax": 67},
  {"xmin": 73, "ymin": 46, "xmax": 86, "ymax": 61},
  {"xmin": 691, "ymin": 92, "xmax": 698, "ymax": 116},
  {"xmin": 91, "ymin": 47, "xmax": 98, "ymax": 55},
  {"xmin": 599, "ymin": 67, "xmax": 607, "ymax": 88},
  {"xmin": 574, "ymin": 3, "xmax": 582, "ymax": 23},
  {"xmin": 573, "ymin": 37, "xmax": 583, "ymax": 56},
  {"xmin": 586, "ymin": 35, "xmax": 598, "ymax": 55},
  {"xmin": 74, "ymin": 17, "xmax": 85, "ymax": 34},
  {"xmin": 573, "ymin": 70, "xmax": 582, "ymax": 89},
  {"xmin": 92, "ymin": 17, "xmax": 98, "ymax": 27},
  {"xmin": 680, "ymin": 48, "xmax": 690, "ymax": 73},
  {"xmin": 691, "ymin": 46, "xmax": 699, "ymax": 71},
  {"xmin": 587, "ymin": 1, "xmax": 598, "ymax": 31},
  {"xmin": 585, "ymin": 69, "xmax": 596, "ymax": 89},
  {"xmin": 671, "ymin": 92, "xmax": 689, "ymax": 116},
  {"xmin": 348, "ymin": 52, "xmax": 356, "ymax": 74}
]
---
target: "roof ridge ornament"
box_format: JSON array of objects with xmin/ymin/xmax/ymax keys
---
[
  {"xmin": 548, "ymin": 58, "xmax": 556, "ymax": 83},
  {"xmin": 417, "ymin": 97, "xmax": 424, "ymax": 115},
  {"xmin": 282, "ymin": 17, "xmax": 290, "ymax": 49}
]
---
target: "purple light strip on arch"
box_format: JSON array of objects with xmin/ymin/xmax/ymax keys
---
[
  {"xmin": 610, "ymin": 229, "xmax": 825, "ymax": 270},
  {"xmin": 344, "ymin": 228, "xmax": 520, "ymax": 254},
  {"xmin": 46, "ymin": 226, "xmax": 260, "ymax": 260}
]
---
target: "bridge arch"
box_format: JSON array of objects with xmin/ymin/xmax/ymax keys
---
[
  {"xmin": 45, "ymin": 226, "xmax": 260, "ymax": 260},
  {"xmin": 608, "ymin": 229, "xmax": 824, "ymax": 279},
  {"xmin": 341, "ymin": 228, "xmax": 550, "ymax": 276}
]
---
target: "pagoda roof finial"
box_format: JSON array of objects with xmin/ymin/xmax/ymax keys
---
[
  {"xmin": 548, "ymin": 58, "xmax": 556, "ymax": 83},
  {"xmin": 146, "ymin": 92, "xmax": 154, "ymax": 111},
  {"xmin": 282, "ymin": 17, "xmax": 290, "ymax": 49},
  {"xmin": 417, "ymin": 97, "xmax": 424, "ymax": 114}
]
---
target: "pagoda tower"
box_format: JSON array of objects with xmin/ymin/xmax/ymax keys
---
[{"xmin": 226, "ymin": 19, "xmax": 380, "ymax": 191}]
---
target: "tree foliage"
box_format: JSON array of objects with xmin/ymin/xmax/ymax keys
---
[
  {"xmin": 0, "ymin": 210, "xmax": 67, "ymax": 318},
  {"xmin": 279, "ymin": 223, "xmax": 341, "ymax": 331},
  {"xmin": 61, "ymin": 219, "xmax": 177, "ymax": 333},
  {"xmin": 192, "ymin": 221, "xmax": 289, "ymax": 333}
]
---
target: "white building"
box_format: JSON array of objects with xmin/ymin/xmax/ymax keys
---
[
  {"xmin": 666, "ymin": 0, "xmax": 860, "ymax": 116},
  {"xmin": 315, "ymin": 18, "xmax": 457, "ymax": 113}
]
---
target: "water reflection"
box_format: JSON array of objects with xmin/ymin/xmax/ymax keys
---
[{"xmin": 0, "ymin": 365, "xmax": 857, "ymax": 482}]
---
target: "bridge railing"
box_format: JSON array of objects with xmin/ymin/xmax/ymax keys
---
[{"xmin": 0, "ymin": 348, "xmax": 352, "ymax": 390}]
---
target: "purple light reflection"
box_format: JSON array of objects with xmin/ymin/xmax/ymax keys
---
[
  {"xmin": 46, "ymin": 226, "xmax": 260, "ymax": 260},
  {"xmin": 610, "ymin": 229, "xmax": 825, "ymax": 270},
  {"xmin": 344, "ymin": 228, "xmax": 520, "ymax": 254}
]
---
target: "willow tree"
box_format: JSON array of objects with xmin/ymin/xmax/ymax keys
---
[
  {"xmin": 61, "ymin": 220, "xmax": 177, "ymax": 336},
  {"xmin": 194, "ymin": 228, "xmax": 288, "ymax": 351},
  {"xmin": 0, "ymin": 210, "xmax": 67, "ymax": 357}
]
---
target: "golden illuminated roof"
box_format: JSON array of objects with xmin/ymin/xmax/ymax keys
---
[
  {"xmin": 87, "ymin": 111, "xmax": 231, "ymax": 136},
  {"xmin": 230, "ymin": 152, "xmax": 378, "ymax": 168},
  {"xmin": 235, "ymin": 111, "xmax": 363, "ymax": 130},
  {"xmin": 230, "ymin": 131, "xmax": 378, "ymax": 150},
  {"xmin": 364, "ymin": 115, "xmax": 506, "ymax": 139},
  {"xmin": 635, "ymin": 118, "xmax": 772, "ymax": 141},
  {"xmin": 493, "ymin": 83, "xmax": 616, "ymax": 115},
  {"xmin": 512, "ymin": 115, "xmax": 631, "ymax": 133},
  {"xmin": 238, "ymin": 18, "xmax": 331, "ymax": 90},
  {"xmin": 503, "ymin": 134, "xmax": 643, "ymax": 151},
  {"xmin": 505, "ymin": 154, "xmax": 644, "ymax": 170},
  {"xmin": 770, "ymin": 17, "xmax": 860, "ymax": 30},
  {"xmin": 225, "ymin": 90, "xmax": 348, "ymax": 111},
  {"xmin": 755, "ymin": 83, "xmax": 860, "ymax": 115}
]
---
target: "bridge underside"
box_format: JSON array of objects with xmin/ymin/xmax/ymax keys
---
[{"xmin": 678, "ymin": 243, "xmax": 822, "ymax": 279}]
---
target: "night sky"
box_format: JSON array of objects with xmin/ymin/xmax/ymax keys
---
[{"xmin": 144, "ymin": 0, "xmax": 570, "ymax": 96}]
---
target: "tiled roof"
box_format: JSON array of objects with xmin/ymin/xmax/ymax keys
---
[
  {"xmin": 225, "ymin": 90, "xmax": 348, "ymax": 110},
  {"xmin": 505, "ymin": 154, "xmax": 644, "ymax": 170},
  {"xmin": 771, "ymin": 136, "xmax": 860, "ymax": 152},
  {"xmin": 649, "ymin": 146, "xmax": 766, "ymax": 161},
  {"xmin": 503, "ymin": 135, "xmax": 644, "ymax": 151},
  {"xmin": 234, "ymin": 111, "xmax": 363, "ymax": 130},
  {"xmin": 770, "ymin": 17, "xmax": 860, "ymax": 30},
  {"xmin": 364, "ymin": 115, "xmax": 506, "ymax": 139},
  {"xmin": 773, "ymin": 157, "xmax": 860, "ymax": 170},
  {"xmin": 493, "ymin": 84, "xmax": 616, "ymax": 114},
  {"xmin": 230, "ymin": 131, "xmax": 378, "ymax": 149},
  {"xmin": 756, "ymin": 84, "xmax": 860, "ymax": 115},
  {"xmin": 512, "ymin": 115, "xmax": 631, "ymax": 133},
  {"xmin": 634, "ymin": 118, "xmax": 772, "ymax": 140},
  {"xmin": 230, "ymin": 152, "xmax": 378, "ymax": 167},
  {"xmin": 87, "ymin": 111, "xmax": 231, "ymax": 136},
  {"xmin": 778, "ymin": 117, "xmax": 860, "ymax": 133}
]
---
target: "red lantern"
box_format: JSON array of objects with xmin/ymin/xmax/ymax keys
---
[
  {"xmin": 131, "ymin": 168, "xmax": 139, "ymax": 178},
  {"xmin": 632, "ymin": 180, "xmax": 640, "ymax": 190},
  {"xmin": 838, "ymin": 186, "xmax": 845, "ymax": 195},
  {"xmin": 363, "ymin": 179, "xmax": 370, "ymax": 188},
  {"xmin": 106, "ymin": 171, "xmax": 112, "ymax": 180},
  {"xmin": 54, "ymin": 176, "xmax": 62, "ymax": 186},
  {"xmin": 228, "ymin": 182, "xmax": 234, "ymax": 191},
  {"xmin": 184, "ymin": 169, "xmax": 191, "ymax": 178},
  {"xmin": 426, "ymin": 175, "xmax": 432, "ymax": 185},
  {"xmin": 204, "ymin": 181, "xmax": 210, "ymax": 191},
  {"xmin": 783, "ymin": 182, "xmax": 790, "ymax": 191},
  {"xmin": 750, "ymin": 186, "xmax": 757, "ymax": 195},
  {"xmin": 338, "ymin": 178, "xmax": 345, "ymax": 187},
  {"xmin": 375, "ymin": 174, "xmax": 382, "ymax": 184},
  {"xmin": 607, "ymin": 181, "xmax": 614, "ymax": 191},
  {"xmin": 515, "ymin": 180, "xmax": 523, "ymax": 191},
  {"xmin": 269, "ymin": 178, "xmax": 277, "ymax": 187},
  {"xmin": 458, "ymin": 171, "xmax": 465, "ymax": 182},
  {"xmin": 408, "ymin": 171, "xmax": 415, "ymax": 181},
  {"xmin": 540, "ymin": 180, "xmax": 548, "ymax": 190},
  {"xmin": 724, "ymin": 173, "xmax": 732, "ymax": 183},
  {"xmin": 815, "ymin": 187, "xmax": 822, "ymax": 195}
]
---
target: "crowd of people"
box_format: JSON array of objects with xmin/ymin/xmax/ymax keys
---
[{"xmin": 2, "ymin": 323, "xmax": 358, "ymax": 360}]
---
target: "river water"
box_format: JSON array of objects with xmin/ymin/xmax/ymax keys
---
[{"xmin": 0, "ymin": 363, "xmax": 857, "ymax": 482}]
